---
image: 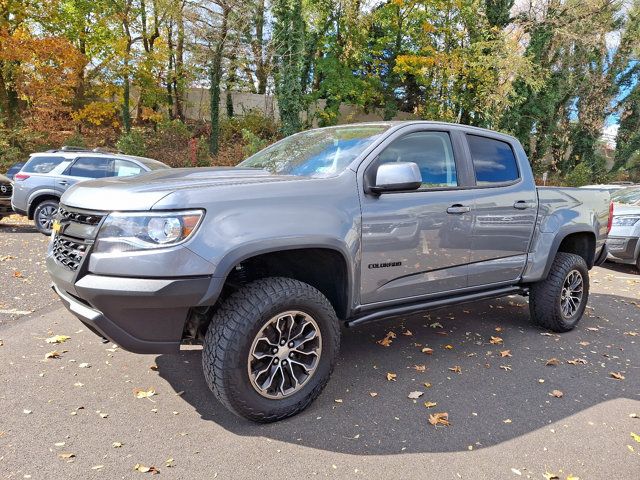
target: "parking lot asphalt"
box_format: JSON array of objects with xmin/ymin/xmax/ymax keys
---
[{"xmin": 0, "ymin": 214, "xmax": 639, "ymax": 479}]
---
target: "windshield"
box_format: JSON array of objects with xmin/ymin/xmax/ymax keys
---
[
  {"xmin": 611, "ymin": 187, "xmax": 640, "ymax": 205},
  {"xmin": 237, "ymin": 125, "xmax": 390, "ymax": 178}
]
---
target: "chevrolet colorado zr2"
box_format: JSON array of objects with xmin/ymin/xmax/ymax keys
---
[{"xmin": 46, "ymin": 122, "xmax": 611, "ymax": 422}]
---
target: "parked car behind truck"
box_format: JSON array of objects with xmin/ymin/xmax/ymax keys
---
[
  {"xmin": 11, "ymin": 147, "xmax": 169, "ymax": 235},
  {"xmin": 46, "ymin": 121, "xmax": 611, "ymax": 422},
  {"xmin": 0, "ymin": 174, "xmax": 13, "ymax": 220},
  {"xmin": 608, "ymin": 186, "xmax": 640, "ymax": 271}
]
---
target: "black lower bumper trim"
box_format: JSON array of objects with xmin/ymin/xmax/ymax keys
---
[{"xmin": 53, "ymin": 284, "xmax": 181, "ymax": 354}]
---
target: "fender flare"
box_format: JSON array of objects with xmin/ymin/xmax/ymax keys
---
[
  {"xmin": 541, "ymin": 227, "xmax": 596, "ymax": 279},
  {"xmin": 199, "ymin": 236, "xmax": 357, "ymax": 316}
]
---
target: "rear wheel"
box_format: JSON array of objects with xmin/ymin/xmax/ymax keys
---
[
  {"xmin": 529, "ymin": 252, "xmax": 589, "ymax": 332},
  {"xmin": 202, "ymin": 277, "xmax": 340, "ymax": 422},
  {"xmin": 33, "ymin": 199, "xmax": 59, "ymax": 235}
]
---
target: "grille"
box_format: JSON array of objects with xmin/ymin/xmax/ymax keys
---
[
  {"xmin": 52, "ymin": 235, "xmax": 89, "ymax": 271},
  {"xmin": 58, "ymin": 206, "xmax": 104, "ymax": 225},
  {"xmin": 0, "ymin": 182, "xmax": 12, "ymax": 197}
]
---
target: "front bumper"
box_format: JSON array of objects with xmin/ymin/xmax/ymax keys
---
[
  {"xmin": 0, "ymin": 198, "xmax": 12, "ymax": 216},
  {"xmin": 607, "ymin": 236, "xmax": 639, "ymax": 262},
  {"xmin": 51, "ymin": 271, "xmax": 215, "ymax": 353}
]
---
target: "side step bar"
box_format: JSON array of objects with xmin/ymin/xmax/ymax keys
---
[{"xmin": 345, "ymin": 285, "xmax": 526, "ymax": 328}]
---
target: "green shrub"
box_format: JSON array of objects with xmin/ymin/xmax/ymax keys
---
[
  {"xmin": 242, "ymin": 129, "xmax": 268, "ymax": 157},
  {"xmin": 564, "ymin": 162, "xmax": 593, "ymax": 187},
  {"xmin": 220, "ymin": 109, "xmax": 279, "ymax": 146},
  {"xmin": 116, "ymin": 130, "xmax": 146, "ymax": 156},
  {"xmin": 63, "ymin": 132, "xmax": 87, "ymax": 148}
]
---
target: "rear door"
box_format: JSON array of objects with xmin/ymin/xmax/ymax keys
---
[
  {"xmin": 464, "ymin": 134, "xmax": 537, "ymax": 286},
  {"xmin": 359, "ymin": 126, "xmax": 477, "ymax": 305},
  {"xmin": 56, "ymin": 156, "xmax": 114, "ymax": 194}
]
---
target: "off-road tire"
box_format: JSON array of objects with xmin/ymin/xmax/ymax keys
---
[
  {"xmin": 202, "ymin": 277, "xmax": 340, "ymax": 422},
  {"xmin": 529, "ymin": 252, "xmax": 589, "ymax": 332},
  {"xmin": 33, "ymin": 199, "xmax": 59, "ymax": 235}
]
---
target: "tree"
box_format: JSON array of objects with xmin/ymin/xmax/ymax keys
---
[{"xmin": 273, "ymin": 0, "xmax": 305, "ymax": 135}]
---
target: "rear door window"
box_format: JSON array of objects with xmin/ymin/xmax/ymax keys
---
[
  {"xmin": 66, "ymin": 157, "xmax": 113, "ymax": 178},
  {"xmin": 23, "ymin": 156, "xmax": 66, "ymax": 174},
  {"xmin": 114, "ymin": 159, "xmax": 143, "ymax": 177},
  {"xmin": 467, "ymin": 135, "xmax": 519, "ymax": 185}
]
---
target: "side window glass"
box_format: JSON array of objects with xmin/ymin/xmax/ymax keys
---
[
  {"xmin": 66, "ymin": 157, "xmax": 112, "ymax": 178},
  {"xmin": 23, "ymin": 156, "xmax": 65, "ymax": 174},
  {"xmin": 377, "ymin": 131, "xmax": 457, "ymax": 188},
  {"xmin": 114, "ymin": 159, "xmax": 143, "ymax": 177},
  {"xmin": 467, "ymin": 135, "xmax": 519, "ymax": 185}
]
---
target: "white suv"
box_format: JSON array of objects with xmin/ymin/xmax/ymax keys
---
[{"xmin": 11, "ymin": 147, "xmax": 169, "ymax": 235}]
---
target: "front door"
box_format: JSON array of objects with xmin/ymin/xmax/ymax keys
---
[
  {"xmin": 359, "ymin": 128, "xmax": 476, "ymax": 305},
  {"xmin": 55, "ymin": 156, "xmax": 114, "ymax": 196}
]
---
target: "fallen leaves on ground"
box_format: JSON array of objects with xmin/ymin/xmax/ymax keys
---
[
  {"xmin": 610, "ymin": 372, "xmax": 625, "ymax": 380},
  {"xmin": 369, "ymin": 392, "xmax": 378, "ymax": 397},
  {"xmin": 550, "ymin": 390, "xmax": 564, "ymax": 398},
  {"xmin": 430, "ymin": 322, "xmax": 443, "ymax": 328},
  {"xmin": 546, "ymin": 358, "xmax": 560, "ymax": 366},
  {"xmin": 112, "ymin": 442, "xmax": 123, "ymax": 448},
  {"xmin": 133, "ymin": 388, "xmax": 156, "ymax": 399},
  {"xmin": 44, "ymin": 351, "xmax": 61, "ymax": 360},
  {"xmin": 567, "ymin": 358, "xmax": 587, "ymax": 365},
  {"xmin": 413, "ymin": 364, "xmax": 426, "ymax": 372},
  {"xmin": 424, "ymin": 401, "xmax": 437, "ymax": 408},
  {"xmin": 448, "ymin": 365, "xmax": 462, "ymax": 374},
  {"xmin": 421, "ymin": 347, "xmax": 434, "ymax": 355},
  {"xmin": 408, "ymin": 391, "xmax": 423, "ymax": 399},
  {"xmin": 78, "ymin": 363, "xmax": 91, "ymax": 369},
  {"xmin": 444, "ymin": 344, "xmax": 453, "ymax": 350},
  {"xmin": 386, "ymin": 372, "xmax": 397, "ymax": 381},
  {"xmin": 490, "ymin": 336, "xmax": 503, "ymax": 345},
  {"xmin": 631, "ymin": 432, "xmax": 640, "ymax": 443},
  {"xmin": 402, "ymin": 330, "xmax": 413, "ymax": 336},
  {"xmin": 500, "ymin": 350, "xmax": 512, "ymax": 357},
  {"xmin": 377, "ymin": 331, "xmax": 396, "ymax": 347},
  {"xmin": 334, "ymin": 398, "xmax": 343, "ymax": 403},
  {"xmin": 59, "ymin": 453, "xmax": 75, "ymax": 459},
  {"xmin": 45, "ymin": 335, "xmax": 70, "ymax": 344},
  {"xmin": 134, "ymin": 464, "xmax": 160, "ymax": 474},
  {"xmin": 428, "ymin": 412, "xmax": 450, "ymax": 427}
]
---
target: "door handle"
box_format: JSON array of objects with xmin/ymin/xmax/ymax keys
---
[
  {"xmin": 446, "ymin": 204, "xmax": 471, "ymax": 214},
  {"xmin": 58, "ymin": 180, "xmax": 69, "ymax": 186},
  {"xmin": 513, "ymin": 200, "xmax": 531, "ymax": 210}
]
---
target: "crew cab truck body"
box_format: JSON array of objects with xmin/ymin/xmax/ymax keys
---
[{"xmin": 47, "ymin": 122, "xmax": 610, "ymax": 422}]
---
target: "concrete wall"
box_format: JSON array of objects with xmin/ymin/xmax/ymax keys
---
[{"xmin": 180, "ymin": 88, "xmax": 418, "ymax": 125}]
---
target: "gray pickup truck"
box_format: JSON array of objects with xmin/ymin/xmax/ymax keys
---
[{"xmin": 46, "ymin": 122, "xmax": 611, "ymax": 422}]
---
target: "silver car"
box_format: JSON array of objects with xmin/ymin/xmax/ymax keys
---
[
  {"xmin": 608, "ymin": 186, "xmax": 640, "ymax": 271},
  {"xmin": 11, "ymin": 147, "xmax": 169, "ymax": 234}
]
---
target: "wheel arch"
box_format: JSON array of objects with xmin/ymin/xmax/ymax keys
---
[
  {"xmin": 217, "ymin": 244, "xmax": 354, "ymax": 320},
  {"xmin": 542, "ymin": 230, "xmax": 596, "ymax": 279},
  {"xmin": 28, "ymin": 193, "xmax": 60, "ymax": 219}
]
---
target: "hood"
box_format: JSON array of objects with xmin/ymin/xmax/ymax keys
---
[
  {"xmin": 61, "ymin": 167, "xmax": 310, "ymax": 211},
  {"xmin": 0, "ymin": 173, "xmax": 11, "ymax": 184}
]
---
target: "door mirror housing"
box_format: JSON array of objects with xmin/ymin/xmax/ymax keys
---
[{"xmin": 370, "ymin": 162, "xmax": 422, "ymax": 194}]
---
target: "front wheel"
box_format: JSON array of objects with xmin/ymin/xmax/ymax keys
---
[
  {"xmin": 529, "ymin": 252, "xmax": 589, "ymax": 332},
  {"xmin": 202, "ymin": 277, "xmax": 340, "ymax": 422},
  {"xmin": 33, "ymin": 199, "xmax": 59, "ymax": 235}
]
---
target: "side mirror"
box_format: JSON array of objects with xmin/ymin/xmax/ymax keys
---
[{"xmin": 370, "ymin": 162, "xmax": 422, "ymax": 194}]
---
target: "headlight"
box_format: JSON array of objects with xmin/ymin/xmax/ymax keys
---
[
  {"xmin": 94, "ymin": 210, "xmax": 204, "ymax": 253},
  {"xmin": 612, "ymin": 216, "xmax": 640, "ymax": 227}
]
